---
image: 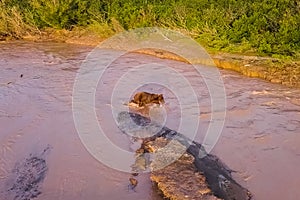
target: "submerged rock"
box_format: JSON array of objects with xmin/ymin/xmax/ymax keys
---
[
  {"xmin": 117, "ymin": 111, "xmax": 252, "ymax": 200},
  {"xmin": 6, "ymin": 146, "xmax": 51, "ymax": 200}
]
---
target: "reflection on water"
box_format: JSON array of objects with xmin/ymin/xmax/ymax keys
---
[{"xmin": 0, "ymin": 41, "xmax": 299, "ymax": 200}]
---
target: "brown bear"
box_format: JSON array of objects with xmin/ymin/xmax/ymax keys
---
[{"xmin": 130, "ymin": 92, "xmax": 165, "ymax": 107}]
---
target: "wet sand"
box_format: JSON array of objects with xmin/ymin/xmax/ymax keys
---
[{"xmin": 0, "ymin": 41, "xmax": 300, "ymax": 199}]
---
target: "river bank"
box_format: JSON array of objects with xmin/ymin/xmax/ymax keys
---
[
  {"xmin": 212, "ymin": 54, "xmax": 300, "ymax": 88},
  {"xmin": 134, "ymin": 48, "xmax": 300, "ymax": 88},
  {"xmin": 4, "ymin": 29, "xmax": 298, "ymax": 88}
]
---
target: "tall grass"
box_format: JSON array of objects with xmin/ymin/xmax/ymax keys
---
[
  {"xmin": 0, "ymin": 0, "xmax": 299, "ymax": 58},
  {"xmin": 0, "ymin": 2, "xmax": 34, "ymax": 39}
]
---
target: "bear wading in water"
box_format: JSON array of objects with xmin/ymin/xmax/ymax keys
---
[{"xmin": 130, "ymin": 92, "xmax": 165, "ymax": 107}]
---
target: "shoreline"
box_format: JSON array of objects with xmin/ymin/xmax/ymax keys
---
[
  {"xmin": 2, "ymin": 32, "xmax": 299, "ymax": 88},
  {"xmin": 212, "ymin": 54, "xmax": 300, "ymax": 88},
  {"xmin": 134, "ymin": 49, "xmax": 300, "ymax": 88}
]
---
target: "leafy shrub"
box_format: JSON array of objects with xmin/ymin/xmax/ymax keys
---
[{"xmin": 0, "ymin": 0, "xmax": 299, "ymax": 58}]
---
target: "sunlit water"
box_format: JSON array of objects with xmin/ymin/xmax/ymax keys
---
[{"xmin": 0, "ymin": 41, "xmax": 299, "ymax": 200}]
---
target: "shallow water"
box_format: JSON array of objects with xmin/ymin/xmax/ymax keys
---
[{"xmin": 0, "ymin": 41, "xmax": 299, "ymax": 200}]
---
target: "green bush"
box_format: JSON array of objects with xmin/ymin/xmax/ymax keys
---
[{"xmin": 0, "ymin": 0, "xmax": 299, "ymax": 58}]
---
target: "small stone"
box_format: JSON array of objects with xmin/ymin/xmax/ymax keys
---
[
  {"xmin": 270, "ymin": 79, "xmax": 282, "ymax": 83},
  {"xmin": 129, "ymin": 177, "xmax": 138, "ymax": 189},
  {"xmin": 131, "ymin": 172, "xmax": 139, "ymax": 176},
  {"xmin": 135, "ymin": 148, "xmax": 145, "ymax": 154},
  {"xmin": 199, "ymin": 188, "xmax": 211, "ymax": 195}
]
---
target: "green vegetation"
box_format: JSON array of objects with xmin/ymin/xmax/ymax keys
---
[{"xmin": 0, "ymin": 0, "xmax": 299, "ymax": 59}]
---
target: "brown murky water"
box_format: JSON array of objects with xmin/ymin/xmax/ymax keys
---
[{"xmin": 0, "ymin": 41, "xmax": 299, "ymax": 200}]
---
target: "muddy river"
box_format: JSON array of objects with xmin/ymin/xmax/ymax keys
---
[{"xmin": 0, "ymin": 41, "xmax": 299, "ymax": 200}]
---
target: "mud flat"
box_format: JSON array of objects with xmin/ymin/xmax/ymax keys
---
[{"xmin": 117, "ymin": 111, "xmax": 252, "ymax": 200}]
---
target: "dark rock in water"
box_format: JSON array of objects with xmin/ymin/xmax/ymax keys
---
[
  {"xmin": 188, "ymin": 147, "xmax": 252, "ymax": 200},
  {"xmin": 7, "ymin": 146, "xmax": 51, "ymax": 200},
  {"xmin": 131, "ymin": 172, "xmax": 139, "ymax": 176},
  {"xmin": 117, "ymin": 111, "xmax": 252, "ymax": 200}
]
